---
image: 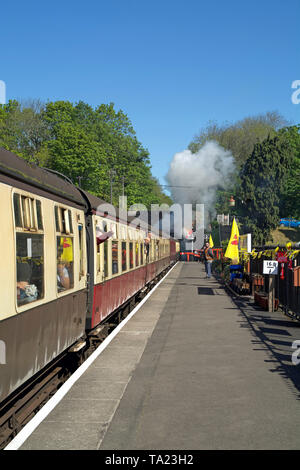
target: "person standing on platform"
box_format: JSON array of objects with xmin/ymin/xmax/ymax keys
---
[{"xmin": 204, "ymin": 241, "xmax": 214, "ymax": 278}]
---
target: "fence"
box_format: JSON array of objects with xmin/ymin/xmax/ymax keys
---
[
  {"xmin": 180, "ymin": 248, "xmax": 223, "ymax": 262},
  {"xmin": 249, "ymin": 248, "xmax": 300, "ymax": 316}
]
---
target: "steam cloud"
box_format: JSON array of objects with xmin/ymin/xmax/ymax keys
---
[{"xmin": 165, "ymin": 141, "xmax": 235, "ymax": 219}]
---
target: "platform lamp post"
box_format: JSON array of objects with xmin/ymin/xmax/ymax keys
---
[
  {"xmin": 229, "ymin": 196, "xmax": 235, "ymax": 207},
  {"xmin": 229, "ymin": 195, "xmax": 235, "ymax": 223},
  {"xmin": 120, "ymin": 175, "xmax": 127, "ymax": 211}
]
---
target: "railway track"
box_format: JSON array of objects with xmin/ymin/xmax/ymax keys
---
[{"xmin": 0, "ymin": 265, "xmax": 172, "ymax": 450}]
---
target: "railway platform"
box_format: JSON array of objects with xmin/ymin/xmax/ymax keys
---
[{"xmin": 17, "ymin": 262, "xmax": 300, "ymax": 449}]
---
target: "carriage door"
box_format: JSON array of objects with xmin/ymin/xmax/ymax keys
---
[{"xmin": 77, "ymin": 211, "xmax": 87, "ymax": 290}]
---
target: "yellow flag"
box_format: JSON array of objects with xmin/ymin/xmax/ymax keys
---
[
  {"xmin": 224, "ymin": 218, "xmax": 239, "ymax": 263},
  {"xmin": 209, "ymin": 234, "xmax": 214, "ymax": 248}
]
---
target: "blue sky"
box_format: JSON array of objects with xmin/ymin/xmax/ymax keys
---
[{"xmin": 1, "ymin": 0, "xmax": 299, "ymax": 191}]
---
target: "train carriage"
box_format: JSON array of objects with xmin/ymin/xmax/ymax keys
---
[
  {"xmin": 0, "ymin": 147, "xmax": 180, "ymax": 410},
  {"xmin": 82, "ymin": 192, "xmax": 178, "ymax": 329},
  {"xmin": 0, "ymin": 148, "xmax": 88, "ymax": 403}
]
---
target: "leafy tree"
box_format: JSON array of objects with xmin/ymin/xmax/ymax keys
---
[
  {"xmin": 189, "ymin": 111, "xmax": 288, "ymax": 167},
  {"xmin": 0, "ymin": 99, "xmax": 172, "ymax": 208},
  {"xmin": 0, "ymin": 100, "xmax": 51, "ymax": 163},
  {"xmin": 189, "ymin": 111, "xmax": 289, "ymax": 221},
  {"xmin": 239, "ymin": 128, "xmax": 295, "ymax": 245},
  {"xmin": 278, "ymin": 125, "xmax": 300, "ymax": 219},
  {"xmin": 45, "ymin": 122, "xmax": 106, "ymax": 194}
]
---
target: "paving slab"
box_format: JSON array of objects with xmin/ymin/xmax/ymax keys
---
[{"xmin": 99, "ymin": 263, "xmax": 300, "ymax": 450}]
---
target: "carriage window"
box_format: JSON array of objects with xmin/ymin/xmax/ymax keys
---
[
  {"xmin": 14, "ymin": 193, "xmax": 43, "ymax": 231},
  {"xmin": 122, "ymin": 242, "xmax": 127, "ymax": 272},
  {"xmin": 103, "ymin": 240, "xmax": 108, "ymax": 278},
  {"xmin": 140, "ymin": 243, "xmax": 143, "ymax": 265},
  {"xmin": 13, "ymin": 193, "xmax": 22, "ymax": 227},
  {"xmin": 55, "ymin": 205, "xmax": 74, "ymax": 292},
  {"xmin": 78, "ymin": 224, "xmax": 83, "ymax": 278},
  {"xmin": 21, "ymin": 197, "xmax": 30, "ymax": 229},
  {"xmin": 112, "ymin": 241, "xmax": 119, "ymax": 274},
  {"xmin": 136, "ymin": 243, "xmax": 139, "ymax": 267},
  {"xmin": 129, "ymin": 242, "xmax": 133, "ymax": 269},
  {"xmin": 56, "ymin": 236, "xmax": 74, "ymax": 292},
  {"xmin": 16, "ymin": 234, "xmax": 44, "ymax": 306},
  {"xmin": 128, "ymin": 242, "xmax": 133, "ymax": 269},
  {"xmin": 36, "ymin": 200, "xmax": 43, "ymax": 230},
  {"xmin": 68, "ymin": 210, "xmax": 73, "ymax": 234},
  {"xmin": 55, "ymin": 206, "xmax": 60, "ymax": 231},
  {"xmin": 55, "ymin": 206, "xmax": 73, "ymax": 235},
  {"xmin": 14, "ymin": 193, "xmax": 44, "ymax": 307}
]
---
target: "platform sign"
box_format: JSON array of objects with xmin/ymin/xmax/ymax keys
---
[{"xmin": 263, "ymin": 260, "xmax": 278, "ymax": 275}]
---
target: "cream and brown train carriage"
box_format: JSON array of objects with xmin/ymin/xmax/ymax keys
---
[
  {"xmin": 0, "ymin": 148, "xmax": 180, "ymax": 409},
  {"xmin": 0, "ymin": 148, "xmax": 88, "ymax": 403},
  {"xmin": 81, "ymin": 192, "xmax": 179, "ymax": 330}
]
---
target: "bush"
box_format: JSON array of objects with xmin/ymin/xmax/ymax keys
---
[
  {"xmin": 221, "ymin": 265, "xmax": 231, "ymax": 283},
  {"xmin": 212, "ymin": 259, "xmax": 222, "ymax": 274}
]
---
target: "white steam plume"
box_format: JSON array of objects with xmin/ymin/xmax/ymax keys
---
[{"xmin": 165, "ymin": 141, "xmax": 235, "ymax": 218}]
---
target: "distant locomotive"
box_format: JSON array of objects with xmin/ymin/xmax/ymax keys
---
[{"xmin": 0, "ymin": 148, "xmax": 180, "ymax": 405}]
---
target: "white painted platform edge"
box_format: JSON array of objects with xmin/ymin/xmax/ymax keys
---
[{"xmin": 4, "ymin": 262, "xmax": 178, "ymax": 450}]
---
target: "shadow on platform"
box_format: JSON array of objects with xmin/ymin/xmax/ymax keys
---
[{"xmin": 229, "ymin": 292, "xmax": 300, "ymax": 400}]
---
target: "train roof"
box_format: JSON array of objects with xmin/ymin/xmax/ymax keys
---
[
  {"xmin": 0, "ymin": 148, "xmax": 175, "ymax": 237},
  {"xmin": 81, "ymin": 190, "xmax": 148, "ymax": 227},
  {"xmin": 0, "ymin": 147, "xmax": 84, "ymax": 207}
]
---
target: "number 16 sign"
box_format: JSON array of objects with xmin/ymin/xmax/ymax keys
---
[{"xmin": 263, "ymin": 260, "xmax": 278, "ymax": 275}]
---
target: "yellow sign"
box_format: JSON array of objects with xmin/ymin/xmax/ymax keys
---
[{"xmin": 239, "ymin": 233, "xmax": 251, "ymax": 253}]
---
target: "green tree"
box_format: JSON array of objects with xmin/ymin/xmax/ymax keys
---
[
  {"xmin": 278, "ymin": 125, "xmax": 300, "ymax": 219},
  {"xmin": 0, "ymin": 99, "xmax": 172, "ymax": 208},
  {"xmin": 239, "ymin": 128, "xmax": 295, "ymax": 245},
  {"xmin": 0, "ymin": 99, "xmax": 51, "ymax": 163},
  {"xmin": 189, "ymin": 111, "xmax": 288, "ymax": 221},
  {"xmin": 189, "ymin": 111, "xmax": 288, "ymax": 167}
]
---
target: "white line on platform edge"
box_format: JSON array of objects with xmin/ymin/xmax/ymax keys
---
[{"xmin": 4, "ymin": 262, "xmax": 178, "ymax": 450}]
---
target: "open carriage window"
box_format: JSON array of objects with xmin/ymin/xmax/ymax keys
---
[
  {"xmin": 55, "ymin": 205, "xmax": 74, "ymax": 292},
  {"xmin": 112, "ymin": 241, "xmax": 119, "ymax": 274},
  {"xmin": 56, "ymin": 236, "xmax": 74, "ymax": 292},
  {"xmin": 55, "ymin": 206, "xmax": 73, "ymax": 235},
  {"xmin": 129, "ymin": 242, "xmax": 133, "ymax": 269},
  {"xmin": 103, "ymin": 240, "xmax": 108, "ymax": 278},
  {"xmin": 16, "ymin": 234, "xmax": 44, "ymax": 306},
  {"xmin": 136, "ymin": 243, "xmax": 139, "ymax": 267},
  {"xmin": 122, "ymin": 242, "xmax": 127, "ymax": 272}
]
